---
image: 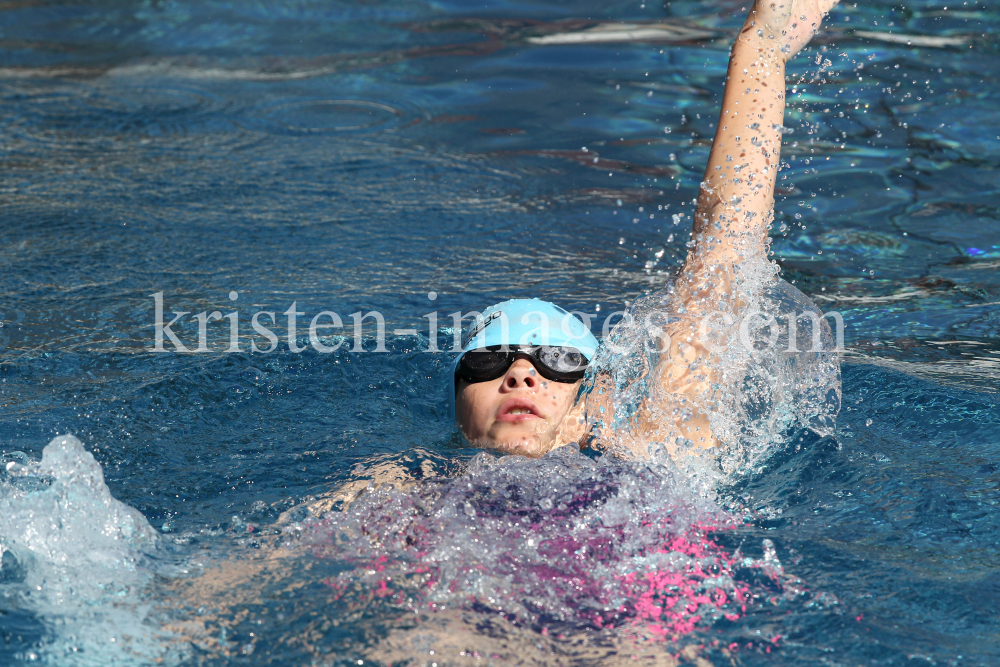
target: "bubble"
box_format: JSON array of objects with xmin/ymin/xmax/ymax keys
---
[
  {"xmin": 239, "ymin": 367, "xmax": 266, "ymax": 386},
  {"xmin": 262, "ymin": 99, "xmax": 407, "ymax": 135}
]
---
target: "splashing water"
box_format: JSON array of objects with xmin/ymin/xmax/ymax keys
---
[
  {"xmin": 279, "ymin": 267, "xmax": 840, "ymax": 653},
  {"xmin": 294, "ymin": 446, "xmax": 793, "ymax": 645},
  {"xmin": 585, "ymin": 270, "xmax": 841, "ymax": 477},
  {"xmin": 0, "ymin": 278, "xmax": 840, "ymax": 662},
  {"xmin": 0, "ymin": 435, "xmax": 183, "ymax": 666}
]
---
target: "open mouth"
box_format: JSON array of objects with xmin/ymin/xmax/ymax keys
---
[{"xmin": 496, "ymin": 398, "xmax": 543, "ymax": 422}]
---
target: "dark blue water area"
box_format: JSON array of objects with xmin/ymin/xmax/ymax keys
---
[
  {"xmin": 723, "ymin": 364, "xmax": 1000, "ymax": 665},
  {"xmin": 0, "ymin": 0, "xmax": 999, "ymax": 664}
]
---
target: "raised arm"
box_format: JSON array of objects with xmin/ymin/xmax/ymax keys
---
[
  {"xmin": 681, "ymin": 0, "xmax": 840, "ymax": 290},
  {"xmin": 653, "ymin": 0, "xmax": 841, "ymax": 455},
  {"xmin": 560, "ymin": 0, "xmax": 840, "ymax": 460}
]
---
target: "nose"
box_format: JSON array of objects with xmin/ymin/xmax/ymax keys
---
[{"xmin": 500, "ymin": 357, "xmax": 538, "ymax": 390}]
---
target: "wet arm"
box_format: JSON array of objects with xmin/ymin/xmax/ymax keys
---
[
  {"xmin": 682, "ymin": 0, "xmax": 839, "ymax": 291},
  {"xmin": 648, "ymin": 0, "xmax": 840, "ymax": 459},
  {"xmin": 689, "ymin": 17, "xmax": 785, "ymax": 272}
]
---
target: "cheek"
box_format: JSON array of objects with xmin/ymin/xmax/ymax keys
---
[
  {"xmin": 457, "ymin": 383, "xmax": 497, "ymax": 437},
  {"xmin": 539, "ymin": 381, "xmax": 578, "ymax": 416}
]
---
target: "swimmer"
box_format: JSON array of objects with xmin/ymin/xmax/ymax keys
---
[{"xmin": 453, "ymin": 0, "xmax": 841, "ymax": 458}]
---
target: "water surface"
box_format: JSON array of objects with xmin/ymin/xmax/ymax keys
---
[{"xmin": 1, "ymin": 0, "xmax": 998, "ymax": 665}]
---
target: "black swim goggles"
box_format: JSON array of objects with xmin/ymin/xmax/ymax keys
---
[{"xmin": 456, "ymin": 345, "xmax": 590, "ymax": 384}]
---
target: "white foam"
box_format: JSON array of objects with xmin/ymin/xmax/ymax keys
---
[
  {"xmin": 0, "ymin": 435, "xmax": 185, "ymax": 666},
  {"xmin": 584, "ymin": 263, "xmax": 841, "ymax": 476}
]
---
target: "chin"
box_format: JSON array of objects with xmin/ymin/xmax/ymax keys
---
[{"xmin": 477, "ymin": 429, "xmax": 549, "ymax": 457}]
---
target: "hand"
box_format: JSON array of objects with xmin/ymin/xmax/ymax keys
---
[{"xmin": 745, "ymin": 0, "xmax": 841, "ymax": 61}]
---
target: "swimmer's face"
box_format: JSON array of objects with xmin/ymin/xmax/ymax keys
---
[{"xmin": 456, "ymin": 358, "xmax": 580, "ymax": 457}]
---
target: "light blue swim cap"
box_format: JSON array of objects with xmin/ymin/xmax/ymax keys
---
[{"xmin": 448, "ymin": 298, "xmax": 600, "ymax": 421}]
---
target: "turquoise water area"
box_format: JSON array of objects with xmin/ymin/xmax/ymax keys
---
[{"xmin": 1, "ymin": 0, "xmax": 998, "ymax": 664}]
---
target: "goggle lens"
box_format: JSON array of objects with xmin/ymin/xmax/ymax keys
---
[
  {"xmin": 457, "ymin": 346, "xmax": 589, "ymax": 384},
  {"xmin": 459, "ymin": 349, "xmax": 510, "ymax": 377},
  {"xmin": 537, "ymin": 347, "xmax": 587, "ymax": 374}
]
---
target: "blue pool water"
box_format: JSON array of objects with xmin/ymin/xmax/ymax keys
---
[{"xmin": 1, "ymin": 0, "xmax": 998, "ymax": 665}]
